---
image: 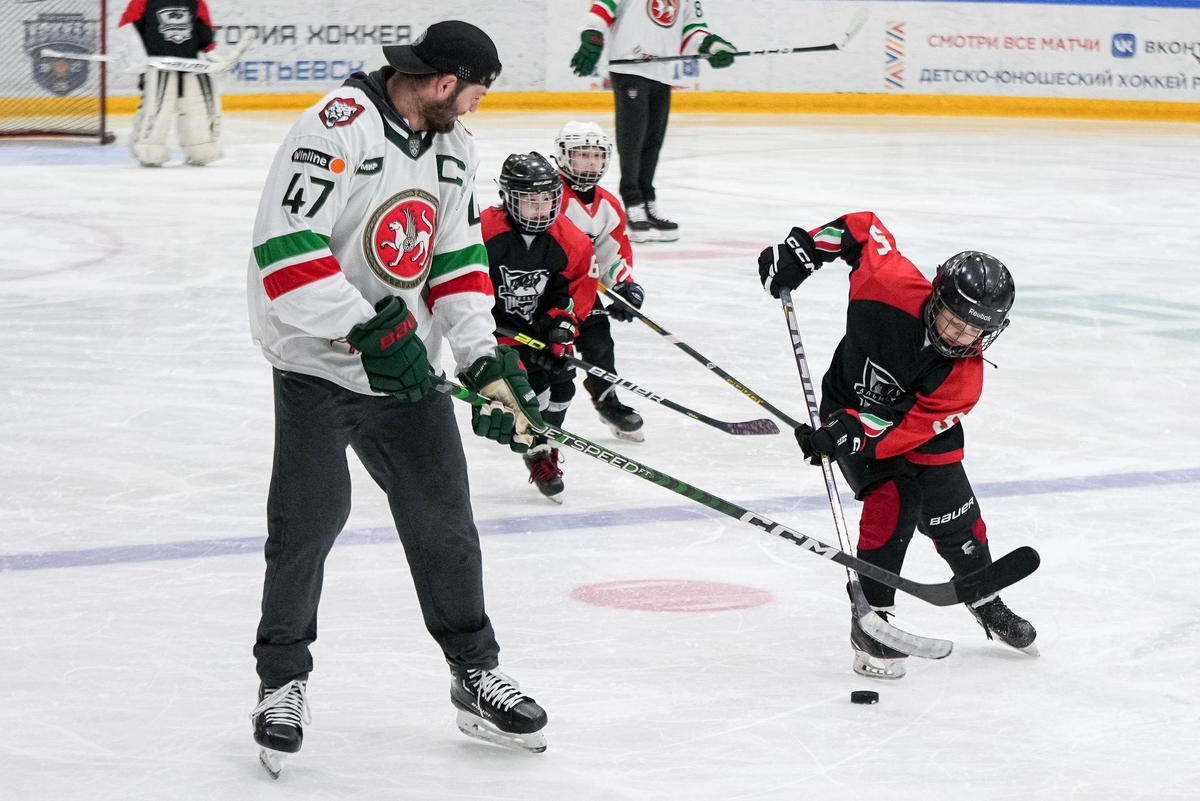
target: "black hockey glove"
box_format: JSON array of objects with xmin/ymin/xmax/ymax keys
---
[
  {"xmin": 794, "ymin": 411, "xmax": 864, "ymax": 465},
  {"xmin": 571, "ymin": 29, "xmax": 605, "ymax": 77},
  {"xmin": 537, "ymin": 310, "xmax": 577, "ymax": 357},
  {"xmin": 459, "ymin": 346, "xmax": 545, "ymax": 453},
  {"xmin": 758, "ymin": 227, "xmax": 819, "ymax": 298},
  {"xmin": 607, "ymin": 281, "xmax": 644, "ymax": 323},
  {"xmin": 346, "ymin": 296, "xmax": 432, "ymax": 402}
]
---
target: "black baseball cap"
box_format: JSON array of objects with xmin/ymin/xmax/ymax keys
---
[{"xmin": 383, "ymin": 21, "xmax": 502, "ymax": 88}]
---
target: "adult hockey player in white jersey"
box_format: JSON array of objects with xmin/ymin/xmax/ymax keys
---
[
  {"xmin": 553, "ymin": 121, "xmax": 647, "ymax": 441},
  {"xmin": 246, "ymin": 21, "xmax": 549, "ymax": 777},
  {"xmin": 570, "ymin": 0, "xmax": 737, "ymax": 241}
]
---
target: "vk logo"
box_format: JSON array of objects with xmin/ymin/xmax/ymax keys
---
[{"xmin": 1112, "ymin": 33, "xmax": 1136, "ymax": 58}]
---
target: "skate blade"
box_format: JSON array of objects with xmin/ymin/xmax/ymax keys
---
[
  {"xmin": 258, "ymin": 747, "xmax": 286, "ymax": 779},
  {"xmin": 542, "ymin": 492, "xmax": 564, "ymax": 505},
  {"xmin": 653, "ymin": 230, "xmax": 680, "ymax": 242},
  {"xmin": 853, "ymin": 652, "xmax": 907, "ymax": 680},
  {"xmin": 610, "ymin": 425, "xmax": 645, "ymax": 443},
  {"xmin": 456, "ymin": 710, "xmax": 547, "ymax": 753}
]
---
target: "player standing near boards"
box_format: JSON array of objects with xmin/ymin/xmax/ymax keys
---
[
  {"xmin": 482, "ymin": 152, "xmax": 600, "ymax": 502},
  {"xmin": 116, "ymin": 0, "xmax": 223, "ymax": 166},
  {"xmin": 758, "ymin": 213, "xmax": 1037, "ymax": 680},
  {"xmin": 570, "ymin": 0, "xmax": 736, "ymax": 242},
  {"xmin": 246, "ymin": 21, "xmax": 549, "ymax": 776},
  {"xmin": 552, "ymin": 121, "xmax": 647, "ymax": 441}
]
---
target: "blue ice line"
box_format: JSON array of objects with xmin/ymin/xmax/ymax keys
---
[{"xmin": 3, "ymin": 467, "xmax": 1197, "ymax": 573}]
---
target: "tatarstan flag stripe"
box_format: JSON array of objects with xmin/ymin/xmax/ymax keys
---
[
  {"xmin": 857, "ymin": 412, "xmax": 894, "ymax": 437},
  {"xmin": 590, "ymin": 0, "xmax": 615, "ymax": 25},
  {"xmin": 595, "ymin": 0, "xmax": 617, "ymax": 15},
  {"xmin": 263, "ymin": 256, "xmax": 341, "ymax": 300},
  {"xmin": 813, "ymin": 226, "xmax": 842, "ymax": 252},
  {"xmin": 681, "ymin": 27, "xmax": 708, "ymax": 51},
  {"xmin": 429, "ymin": 244, "xmax": 488, "ymax": 280},
  {"xmin": 254, "ymin": 230, "xmax": 331, "ymax": 269},
  {"xmin": 427, "ymin": 272, "xmax": 494, "ymax": 306},
  {"xmin": 683, "ymin": 23, "xmax": 709, "ymax": 35}
]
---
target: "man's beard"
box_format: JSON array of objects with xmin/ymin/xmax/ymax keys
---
[{"xmin": 420, "ymin": 91, "xmax": 463, "ymax": 134}]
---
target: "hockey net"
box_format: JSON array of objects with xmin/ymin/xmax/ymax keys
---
[{"xmin": 0, "ymin": 0, "xmax": 114, "ymax": 143}]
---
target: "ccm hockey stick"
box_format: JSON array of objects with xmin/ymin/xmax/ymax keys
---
[
  {"xmin": 435, "ymin": 376, "xmax": 1040, "ymax": 606},
  {"xmin": 781, "ymin": 289, "xmax": 952, "ymax": 659},
  {"xmin": 43, "ymin": 29, "xmax": 258, "ymax": 74},
  {"xmin": 603, "ymin": 286, "xmax": 804, "ymax": 428},
  {"xmin": 609, "ymin": 8, "xmax": 867, "ymax": 65},
  {"xmin": 497, "ymin": 328, "xmax": 779, "ymax": 435}
]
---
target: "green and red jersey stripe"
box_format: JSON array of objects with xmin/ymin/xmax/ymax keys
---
[
  {"xmin": 813, "ymin": 225, "xmax": 843, "ymax": 253},
  {"xmin": 681, "ymin": 22, "xmax": 709, "ymax": 51},
  {"xmin": 589, "ymin": 0, "xmax": 616, "ymax": 27},
  {"xmin": 254, "ymin": 230, "xmax": 341, "ymax": 300},
  {"xmin": 426, "ymin": 244, "xmax": 494, "ymax": 306}
]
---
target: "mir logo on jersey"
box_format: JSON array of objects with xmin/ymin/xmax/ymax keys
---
[
  {"xmin": 363, "ymin": 189, "xmax": 438, "ymax": 290},
  {"xmin": 648, "ymin": 0, "xmax": 680, "ymax": 27}
]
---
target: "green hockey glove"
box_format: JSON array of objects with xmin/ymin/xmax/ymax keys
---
[
  {"xmin": 571, "ymin": 30, "xmax": 605, "ymax": 77},
  {"xmin": 700, "ymin": 34, "xmax": 737, "ymax": 69},
  {"xmin": 459, "ymin": 346, "xmax": 545, "ymax": 453},
  {"xmin": 346, "ymin": 296, "xmax": 432, "ymax": 402}
]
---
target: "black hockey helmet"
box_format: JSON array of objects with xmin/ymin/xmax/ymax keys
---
[
  {"xmin": 498, "ymin": 152, "xmax": 562, "ymax": 234},
  {"xmin": 923, "ymin": 251, "xmax": 1015, "ymax": 357}
]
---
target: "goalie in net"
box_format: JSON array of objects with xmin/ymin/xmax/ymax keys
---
[{"xmin": 117, "ymin": 0, "xmax": 222, "ymax": 166}]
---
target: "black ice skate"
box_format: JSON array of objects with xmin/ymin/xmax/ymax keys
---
[
  {"xmin": 851, "ymin": 605, "xmax": 908, "ymax": 680},
  {"xmin": 644, "ymin": 201, "xmax": 680, "ymax": 242},
  {"xmin": 449, "ymin": 664, "xmax": 548, "ymax": 753},
  {"xmin": 968, "ymin": 595, "xmax": 1039, "ymax": 656},
  {"xmin": 594, "ymin": 390, "xmax": 645, "ymax": 442},
  {"xmin": 625, "ymin": 203, "xmax": 656, "ymax": 243},
  {"xmin": 250, "ymin": 680, "xmax": 310, "ymax": 779},
  {"xmin": 524, "ymin": 445, "xmax": 564, "ymax": 503}
]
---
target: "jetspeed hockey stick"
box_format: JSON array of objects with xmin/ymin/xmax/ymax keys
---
[
  {"xmin": 781, "ymin": 289, "xmax": 952, "ymax": 659},
  {"xmin": 434, "ymin": 377, "xmax": 1040, "ymax": 606},
  {"xmin": 609, "ymin": 8, "xmax": 867, "ymax": 65},
  {"xmin": 43, "ymin": 29, "xmax": 258, "ymax": 74},
  {"xmin": 497, "ymin": 327, "xmax": 778, "ymax": 436},
  {"xmin": 602, "ymin": 286, "xmax": 804, "ymax": 428}
]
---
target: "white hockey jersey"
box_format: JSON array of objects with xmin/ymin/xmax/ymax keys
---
[
  {"xmin": 582, "ymin": 0, "xmax": 716, "ymax": 85},
  {"xmin": 560, "ymin": 183, "xmax": 634, "ymax": 289},
  {"xmin": 247, "ymin": 70, "xmax": 496, "ymax": 394}
]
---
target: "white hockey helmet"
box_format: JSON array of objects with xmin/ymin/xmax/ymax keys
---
[{"xmin": 554, "ymin": 120, "xmax": 613, "ymax": 190}]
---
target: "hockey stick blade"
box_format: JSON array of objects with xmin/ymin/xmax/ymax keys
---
[
  {"xmin": 601, "ymin": 288, "xmax": 803, "ymax": 428},
  {"xmin": 838, "ymin": 8, "xmax": 869, "ymax": 49},
  {"xmin": 497, "ymin": 328, "xmax": 779, "ymax": 436},
  {"xmin": 952, "ymin": 546, "xmax": 1040, "ymax": 605},
  {"xmin": 435, "ymin": 378, "xmax": 1037, "ymax": 605},
  {"xmin": 852, "ymin": 585, "xmax": 952, "ymax": 659}
]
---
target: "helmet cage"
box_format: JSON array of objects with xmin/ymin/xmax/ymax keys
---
[
  {"xmin": 923, "ymin": 292, "xmax": 1010, "ymax": 358},
  {"xmin": 554, "ymin": 123, "xmax": 612, "ymax": 190},
  {"xmin": 501, "ymin": 184, "xmax": 563, "ymax": 234}
]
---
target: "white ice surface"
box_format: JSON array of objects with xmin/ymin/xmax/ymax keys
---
[{"xmin": 2, "ymin": 109, "xmax": 1200, "ymax": 800}]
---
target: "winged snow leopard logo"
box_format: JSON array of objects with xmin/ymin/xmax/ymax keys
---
[
  {"xmin": 319, "ymin": 97, "xmax": 364, "ymax": 128},
  {"xmin": 497, "ymin": 265, "xmax": 548, "ymax": 322},
  {"xmin": 854, "ymin": 358, "xmax": 903, "ymax": 405},
  {"xmin": 156, "ymin": 7, "xmax": 192, "ymax": 44},
  {"xmin": 363, "ymin": 189, "xmax": 439, "ymax": 289},
  {"xmin": 648, "ymin": 0, "xmax": 680, "ymax": 27}
]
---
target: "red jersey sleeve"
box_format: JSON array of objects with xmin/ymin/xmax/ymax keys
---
[
  {"xmin": 119, "ymin": 0, "xmax": 147, "ymax": 26},
  {"xmin": 552, "ymin": 217, "xmax": 600, "ymax": 322}
]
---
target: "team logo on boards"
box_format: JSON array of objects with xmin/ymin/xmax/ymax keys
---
[
  {"xmin": 156, "ymin": 7, "xmax": 193, "ymax": 44},
  {"xmin": 497, "ymin": 265, "xmax": 549, "ymax": 322},
  {"xmin": 319, "ymin": 97, "xmax": 364, "ymax": 129},
  {"xmin": 647, "ymin": 0, "xmax": 680, "ymax": 28},
  {"xmin": 1112, "ymin": 33, "xmax": 1136, "ymax": 58},
  {"xmin": 23, "ymin": 11, "xmax": 98, "ymax": 96},
  {"xmin": 363, "ymin": 189, "xmax": 439, "ymax": 289}
]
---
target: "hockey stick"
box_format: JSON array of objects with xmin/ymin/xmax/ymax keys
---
[
  {"xmin": 781, "ymin": 289, "xmax": 953, "ymax": 659},
  {"xmin": 602, "ymin": 286, "xmax": 804, "ymax": 428},
  {"xmin": 435, "ymin": 376, "xmax": 1039, "ymax": 606},
  {"xmin": 497, "ymin": 328, "xmax": 779, "ymax": 436},
  {"xmin": 43, "ymin": 28, "xmax": 257, "ymax": 74},
  {"xmin": 609, "ymin": 8, "xmax": 867, "ymax": 65}
]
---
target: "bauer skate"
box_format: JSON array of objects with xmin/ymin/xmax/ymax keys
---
[
  {"xmin": 449, "ymin": 665, "xmax": 548, "ymax": 753},
  {"xmin": 968, "ymin": 595, "xmax": 1039, "ymax": 656},
  {"xmin": 594, "ymin": 390, "xmax": 644, "ymax": 442},
  {"xmin": 251, "ymin": 680, "xmax": 310, "ymax": 779},
  {"xmin": 524, "ymin": 445, "xmax": 564, "ymax": 503},
  {"xmin": 851, "ymin": 605, "xmax": 908, "ymax": 680}
]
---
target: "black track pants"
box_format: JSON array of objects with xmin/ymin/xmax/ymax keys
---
[
  {"xmin": 254, "ymin": 369, "xmax": 499, "ymax": 685},
  {"xmin": 610, "ymin": 72, "xmax": 672, "ymax": 208}
]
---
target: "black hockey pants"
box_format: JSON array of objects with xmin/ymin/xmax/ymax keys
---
[
  {"xmin": 610, "ymin": 71, "xmax": 672, "ymax": 208},
  {"xmin": 837, "ymin": 455, "xmax": 992, "ymax": 608},
  {"xmin": 577, "ymin": 305, "xmax": 619, "ymax": 403},
  {"xmin": 254, "ymin": 369, "xmax": 499, "ymax": 686},
  {"xmin": 516, "ymin": 346, "xmax": 576, "ymax": 431}
]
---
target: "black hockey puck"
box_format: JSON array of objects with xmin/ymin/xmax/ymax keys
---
[{"xmin": 850, "ymin": 690, "xmax": 879, "ymax": 705}]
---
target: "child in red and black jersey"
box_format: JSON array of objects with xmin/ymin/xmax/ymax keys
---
[
  {"xmin": 482, "ymin": 152, "xmax": 599, "ymax": 502},
  {"xmin": 759, "ymin": 212, "xmax": 1036, "ymax": 680}
]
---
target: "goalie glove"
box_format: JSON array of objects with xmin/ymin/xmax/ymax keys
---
[{"xmin": 459, "ymin": 346, "xmax": 545, "ymax": 453}]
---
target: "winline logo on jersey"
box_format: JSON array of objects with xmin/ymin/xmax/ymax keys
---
[{"xmin": 363, "ymin": 190, "xmax": 438, "ymax": 290}]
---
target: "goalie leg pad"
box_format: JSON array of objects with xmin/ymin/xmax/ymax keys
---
[
  {"xmin": 129, "ymin": 69, "xmax": 177, "ymax": 167},
  {"xmin": 177, "ymin": 72, "xmax": 223, "ymax": 166}
]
